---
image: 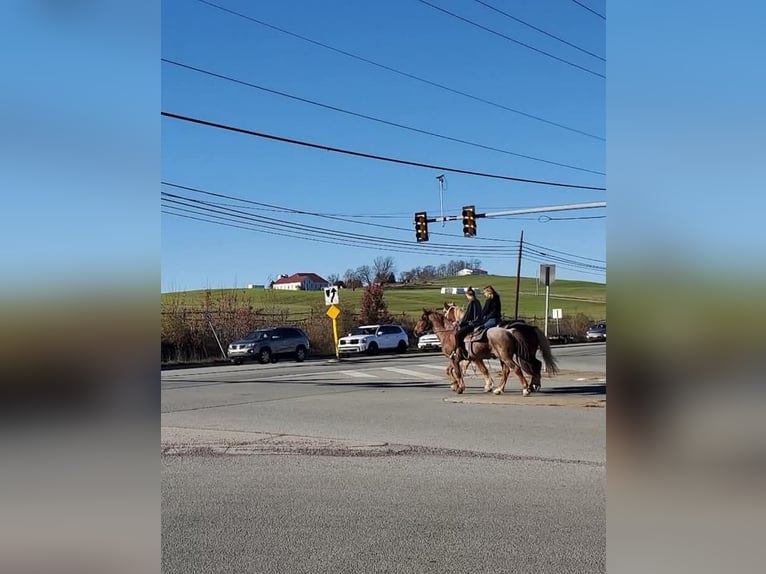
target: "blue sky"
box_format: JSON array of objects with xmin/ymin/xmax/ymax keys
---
[{"xmin": 161, "ymin": 0, "xmax": 606, "ymax": 292}]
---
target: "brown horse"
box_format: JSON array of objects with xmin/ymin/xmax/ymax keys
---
[
  {"xmin": 443, "ymin": 302, "xmax": 559, "ymax": 393},
  {"xmin": 421, "ymin": 308, "xmax": 496, "ymax": 393},
  {"xmin": 415, "ymin": 308, "xmax": 559, "ymax": 395}
]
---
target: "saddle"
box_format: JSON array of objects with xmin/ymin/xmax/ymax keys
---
[
  {"xmin": 498, "ymin": 319, "xmax": 527, "ymax": 329},
  {"xmin": 462, "ymin": 326, "xmax": 488, "ymax": 358}
]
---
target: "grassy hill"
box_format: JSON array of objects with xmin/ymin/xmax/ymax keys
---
[{"xmin": 161, "ymin": 275, "xmax": 606, "ymax": 322}]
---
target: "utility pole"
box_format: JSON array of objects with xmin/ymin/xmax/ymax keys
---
[{"xmin": 514, "ymin": 230, "xmax": 523, "ymax": 319}]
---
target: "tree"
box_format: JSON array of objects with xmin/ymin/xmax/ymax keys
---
[
  {"xmin": 356, "ymin": 265, "xmax": 372, "ymax": 286},
  {"xmin": 359, "ymin": 283, "xmax": 392, "ymax": 325},
  {"xmin": 373, "ymin": 256, "xmax": 396, "ymax": 284},
  {"xmin": 343, "ymin": 268, "xmax": 362, "ymax": 290}
]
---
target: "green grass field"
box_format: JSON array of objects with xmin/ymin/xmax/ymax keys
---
[{"xmin": 161, "ymin": 275, "xmax": 606, "ymax": 322}]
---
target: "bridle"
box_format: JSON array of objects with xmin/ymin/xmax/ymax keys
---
[{"xmin": 419, "ymin": 310, "xmax": 456, "ymax": 335}]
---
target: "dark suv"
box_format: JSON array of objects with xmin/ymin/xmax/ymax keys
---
[{"xmin": 227, "ymin": 327, "xmax": 310, "ymax": 364}]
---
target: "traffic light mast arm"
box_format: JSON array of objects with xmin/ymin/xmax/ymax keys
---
[{"xmin": 430, "ymin": 202, "xmax": 605, "ymax": 221}]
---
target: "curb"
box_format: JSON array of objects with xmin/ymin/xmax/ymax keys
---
[{"xmin": 443, "ymin": 393, "xmax": 605, "ymax": 408}]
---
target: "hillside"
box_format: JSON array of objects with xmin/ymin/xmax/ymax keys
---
[{"xmin": 161, "ymin": 275, "xmax": 606, "ymax": 322}]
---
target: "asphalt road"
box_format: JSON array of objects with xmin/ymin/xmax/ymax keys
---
[{"xmin": 162, "ymin": 343, "xmax": 606, "ymax": 573}]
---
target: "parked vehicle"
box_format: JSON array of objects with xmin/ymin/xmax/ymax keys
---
[
  {"xmin": 417, "ymin": 331, "xmax": 442, "ymax": 351},
  {"xmin": 338, "ymin": 324, "xmax": 409, "ymax": 355},
  {"xmin": 585, "ymin": 322, "xmax": 606, "ymax": 342},
  {"xmin": 228, "ymin": 327, "xmax": 310, "ymax": 364}
]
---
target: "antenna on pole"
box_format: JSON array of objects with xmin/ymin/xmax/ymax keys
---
[{"xmin": 435, "ymin": 174, "xmax": 445, "ymax": 226}]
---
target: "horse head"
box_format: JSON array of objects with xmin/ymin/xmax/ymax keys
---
[
  {"xmin": 443, "ymin": 301, "xmax": 462, "ymax": 324},
  {"xmin": 413, "ymin": 308, "xmax": 434, "ymax": 337}
]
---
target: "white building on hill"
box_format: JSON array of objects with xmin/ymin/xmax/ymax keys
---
[
  {"xmin": 456, "ymin": 268, "xmax": 488, "ymax": 276},
  {"xmin": 271, "ymin": 272, "xmax": 329, "ymax": 291}
]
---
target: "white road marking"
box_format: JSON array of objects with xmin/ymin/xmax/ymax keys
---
[
  {"xmin": 419, "ymin": 364, "xmax": 448, "ymax": 371},
  {"xmin": 338, "ymin": 370, "xmax": 378, "ymax": 378},
  {"xmin": 381, "ymin": 367, "xmax": 438, "ymax": 380}
]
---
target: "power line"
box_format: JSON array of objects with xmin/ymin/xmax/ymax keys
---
[
  {"xmin": 471, "ymin": 0, "xmax": 604, "ymax": 61},
  {"xmin": 161, "ymin": 183, "xmax": 605, "ymax": 272},
  {"xmin": 161, "ymin": 181, "xmax": 498, "ymax": 242},
  {"xmin": 525, "ymin": 240, "xmax": 605, "ymax": 263},
  {"xmin": 163, "ymin": 58, "xmax": 605, "ymax": 176},
  {"xmin": 415, "ymin": 0, "xmax": 605, "ymax": 78},
  {"xmin": 162, "ymin": 181, "xmax": 604, "ymax": 246},
  {"xmin": 161, "ymin": 206, "xmax": 518, "ymax": 259},
  {"xmin": 161, "ymin": 193, "xmax": 516, "ymax": 254},
  {"xmin": 570, "ymin": 0, "xmax": 605, "ymax": 20},
  {"xmin": 191, "ymin": 0, "xmax": 604, "ymax": 141},
  {"xmin": 161, "ymin": 111, "xmax": 606, "ymax": 191}
]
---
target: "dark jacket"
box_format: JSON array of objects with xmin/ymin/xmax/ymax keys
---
[
  {"xmin": 482, "ymin": 294, "xmax": 501, "ymax": 321},
  {"xmin": 460, "ymin": 299, "xmax": 483, "ymax": 328}
]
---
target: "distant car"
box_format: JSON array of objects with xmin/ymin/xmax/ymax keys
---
[
  {"xmin": 228, "ymin": 327, "xmax": 310, "ymax": 364},
  {"xmin": 585, "ymin": 322, "xmax": 606, "ymax": 342},
  {"xmin": 417, "ymin": 331, "xmax": 442, "ymax": 351},
  {"xmin": 338, "ymin": 324, "xmax": 409, "ymax": 355}
]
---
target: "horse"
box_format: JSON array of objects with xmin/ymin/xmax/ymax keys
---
[
  {"xmin": 415, "ymin": 308, "xmax": 559, "ymax": 396},
  {"xmin": 443, "ymin": 302, "xmax": 559, "ymax": 393},
  {"xmin": 421, "ymin": 308, "xmax": 496, "ymax": 393}
]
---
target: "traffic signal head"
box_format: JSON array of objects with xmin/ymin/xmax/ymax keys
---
[
  {"xmin": 462, "ymin": 205, "xmax": 476, "ymax": 237},
  {"xmin": 414, "ymin": 212, "xmax": 429, "ymax": 242}
]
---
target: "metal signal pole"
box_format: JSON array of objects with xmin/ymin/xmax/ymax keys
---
[{"xmin": 435, "ymin": 175, "xmax": 446, "ymax": 226}]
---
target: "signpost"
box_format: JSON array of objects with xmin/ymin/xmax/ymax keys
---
[
  {"xmin": 539, "ymin": 265, "xmax": 556, "ymax": 337},
  {"xmin": 324, "ymin": 287, "xmax": 341, "ymax": 359},
  {"xmin": 552, "ymin": 308, "xmax": 563, "ymax": 336}
]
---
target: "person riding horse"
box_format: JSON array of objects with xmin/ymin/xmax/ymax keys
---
[
  {"xmin": 481, "ymin": 285, "xmax": 502, "ymax": 329},
  {"xmin": 454, "ymin": 287, "xmax": 483, "ymax": 361}
]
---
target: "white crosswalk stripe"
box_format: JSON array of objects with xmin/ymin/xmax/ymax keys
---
[
  {"xmin": 419, "ymin": 364, "xmax": 448, "ymax": 371},
  {"xmin": 380, "ymin": 367, "xmax": 439, "ymax": 380},
  {"xmin": 338, "ymin": 370, "xmax": 378, "ymax": 378}
]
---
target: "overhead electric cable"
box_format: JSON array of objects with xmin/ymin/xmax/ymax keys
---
[
  {"xmin": 163, "ymin": 59, "xmax": 604, "ymax": 176},
  {"xmin": 162, "ymin": 181, "xmax": 605, "ymax": 245},
  {"xmin": 161, "ymin": 112, "xmax": 606, "ymax": 191},
  {"xmin": 416, "ymin": 0, "xmax": 605, "ymax": 78},
  {"xmin": 161, "ymin": 193, "xmax": 517, "ymax": 254},
  {"xmin": 570, "ymin": 0, "xmax": 605, "ymax": 20},
  {"xmin": 192, "ymin": 0, "xmax": 604, "ymax": 141},
  {"xmin": 161, "ymin": 208, "xmax": 518, "ymax": 259},
  {"xmin": 471, "ymin": 0, "xmax": 605, "ymax": 61}
]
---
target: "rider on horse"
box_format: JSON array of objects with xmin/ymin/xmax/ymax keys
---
[
  {"xmin": 453, "ymin": 287, "xmax": 483, "ymax": 361},
  {"xmin": 481, "ymin": 285, "xmax": 502, "ymax": 329}
]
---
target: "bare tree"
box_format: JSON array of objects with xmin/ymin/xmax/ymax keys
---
[
  {"xmin": 343, "ymin": 268, "xmax": 362, "ymax": 290},
  {"xmin": 356, "ymin": 265, "xmax": 372, "ymax": 286},
  {"xmin": 372, "ymin": 256, "xmax": 396, "ymax": 284}
]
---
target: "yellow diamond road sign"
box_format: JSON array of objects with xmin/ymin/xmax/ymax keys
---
[{"xmin": 326, "ymin": 304, "xmax": 340, "ymax": 320}]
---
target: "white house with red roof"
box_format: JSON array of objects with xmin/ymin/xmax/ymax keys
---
[{"xmin": 271, "ymin": 272, "xmax": 329, "ymax": 291}]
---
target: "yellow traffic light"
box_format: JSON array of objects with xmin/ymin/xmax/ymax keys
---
[
  {"xmin": 462, "ymin": 205, "xmax": 476, "ymax": 237},
  {"xmin": 414, "ymin": 212, "xmax": 429, "ymax": 242}
]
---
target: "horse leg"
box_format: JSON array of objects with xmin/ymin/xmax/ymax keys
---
[
  {"xmin": 450, "ymin": 357, "xmax": 464, "ymax": 393},
  {"xmin": 514, "ymin": 362, "xmax": 531, "ymax": 396},
  {"xmin": 473, "ymin": 359, "xmax": 494, "ymax": 392},
  {"xmin": 492, "ymin": 361, "xmax": 511, "ymax": 394},
  {"xmin": 445, "ymin": 363, "xmax": 458, "ymax": 391},
  {"xmin": 529, "ymin": 357, "xmax": 543, "ymax": 392}
]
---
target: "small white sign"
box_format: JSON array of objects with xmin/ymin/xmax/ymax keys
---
[
  {"xmin": 324, "ymin": 286, "xmax": 340, "ymax": 305},
  {"xmin": 552, "ymin": 308, "xmax": 563, "ymax": 319}
]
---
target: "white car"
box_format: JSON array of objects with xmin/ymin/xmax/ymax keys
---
[
  {"xmin": 417, "ymin": 331, "xmax": 442, "ymax": 351},
  {"xmin": 338, "ymin": 324, "xmax": 409, "ymax": 355}
]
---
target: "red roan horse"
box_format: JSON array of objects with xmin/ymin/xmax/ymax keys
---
[{"xmin": 414, "ymin": 308, "xmax": 559, "ymax": 395}]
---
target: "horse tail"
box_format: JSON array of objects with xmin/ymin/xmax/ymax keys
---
[
  {"xmin": 507, "ymin": 327, "xmax": 533, "ymax": 365},
  {"xmin": 534, "ymin": 326, "xmax": 559, "ymax": 375}
]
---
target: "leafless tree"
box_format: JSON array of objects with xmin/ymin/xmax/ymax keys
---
[
  {"xmin": 356, "ymin": 265, "xmax": 373, "ymax": 286},
  {"xmin": 373, "ymin": 256, "xmax": 396, "ymax": 284}
]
